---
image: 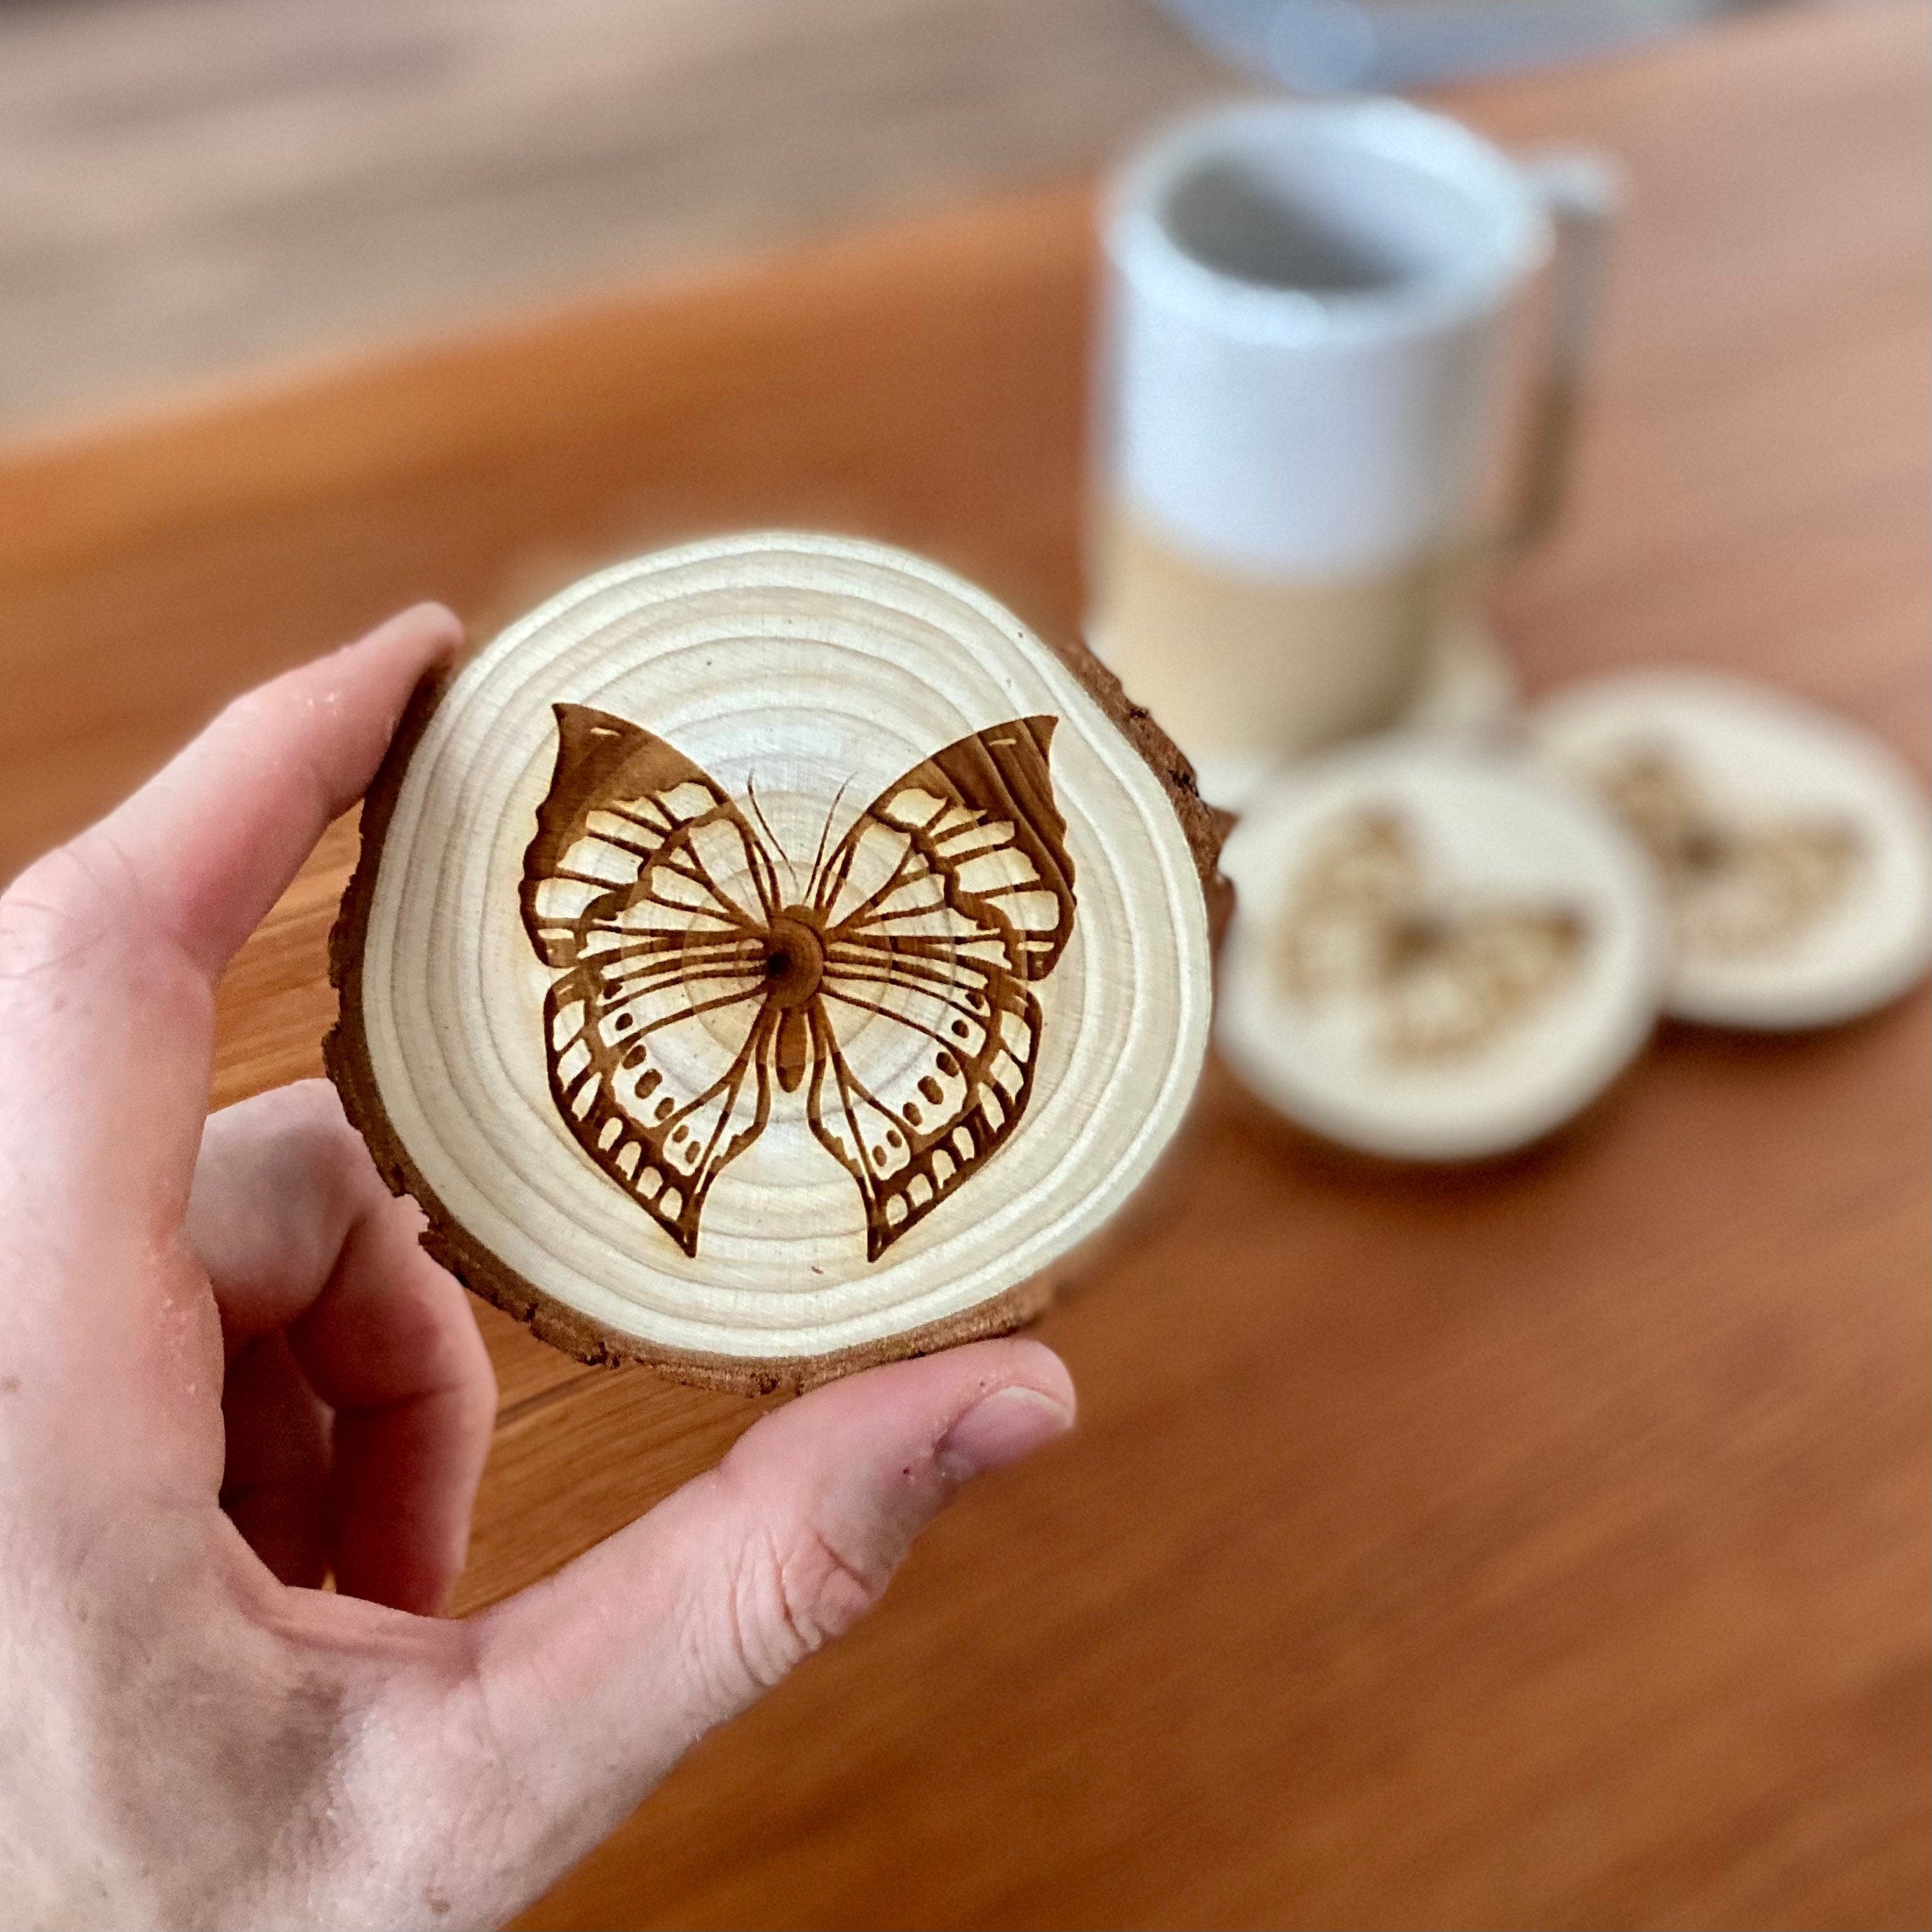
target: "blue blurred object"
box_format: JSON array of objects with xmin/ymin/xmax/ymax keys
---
[{"xmin": 1160, "ymin": 0, "xmax": 1736, "ymax": 91}]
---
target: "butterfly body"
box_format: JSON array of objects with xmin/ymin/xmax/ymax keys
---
[
  {"xmin": 757, "ymin": 905, "xmax": 829, "ymax": 1091},
  {"xmin": 521, "ymin": 704, "xmax": 1076, "ymax": 1261}
]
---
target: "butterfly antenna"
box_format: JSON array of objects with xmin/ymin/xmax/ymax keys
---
[
  {"xmin": 745, "ymin": 772, "xmax": 796, "ymax": 893},
  {"xmin": 807, "ymin": 778, "xmax": 853, "ymax": 903}
]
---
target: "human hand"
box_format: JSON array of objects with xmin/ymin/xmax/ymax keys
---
[{"xmin": 0, "ymin": 607, "xmax": 1076, "ymax": 1931}]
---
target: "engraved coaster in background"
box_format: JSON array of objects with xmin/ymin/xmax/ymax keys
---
[
  {"xmin": 1532, "ymin": 670, "xmax": 1932, "ymax": 1029},
  {"xmin": 1217, "ymin": 742, "xmax": 1665, "ymax": 1159},
  {"xmin": 327, "ymin": 533, "xmax": 1224, "ymax": 1391}
]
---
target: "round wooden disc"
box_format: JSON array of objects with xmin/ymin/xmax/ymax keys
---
[
  {"xmin": 1532, "ymin": 669, "xmax": 1932, "ymax": 1029},
  {"xmin": 327, "ymin": 533, "xmax": 1221, "ymax": 1389},
  {"xmin": 1216, "ymin": 741, "xmax": 1665, "ymax": 1160}
]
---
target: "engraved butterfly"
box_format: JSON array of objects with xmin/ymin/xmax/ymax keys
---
[
  {"xmin": 520, "ymin": 704, "xmax": 1076, "ymax": 1260},
  {"xmin": 1278, "ymin": 806, "xmax": 1586, "ymax": 1063},
  {"xmin": 1590, "ymin": 743, "xmax": 1861, "ymax": 959}
]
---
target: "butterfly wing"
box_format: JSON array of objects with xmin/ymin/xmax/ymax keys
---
[
  {"xmin": 1375, "ymin": 903, "xmax": 1586, "ymax": 1062},
  {"xmin": 1692, "ymin": 820, "xmax": 1860, "ymax": 956},
  {"xmin": 1278, "ymin": 807, "xmax": 1422, "ymax": 1003},
  {"xmin": 521, "ymin": 703, "xmax": 780, "ymax": 1257},
  {"xmin": 802, "ymin": 717, "xmax": 1076, "ymax": 1260}
]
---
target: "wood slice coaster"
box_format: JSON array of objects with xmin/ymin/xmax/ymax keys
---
[
  {"xmin": 1531, "ymin": 669, "xmax": 1932, "ymax": 1029},
  {"xmin": 327, "ymin": 533, "xmax": 1225, "ymax": 1391},
  {"xmin": 1216, "ymin": 741, "xmax": 1664, "ymax": 1160}
]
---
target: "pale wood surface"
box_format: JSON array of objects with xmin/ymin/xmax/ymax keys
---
[{"xmin": 0, "ymin": 4, "xmax": 1925, "ymax": 1926}]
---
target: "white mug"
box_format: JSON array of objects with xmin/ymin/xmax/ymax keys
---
[{"xmin": 1087, "ymin": 97, "xmax": 1616, "ymax": 806}]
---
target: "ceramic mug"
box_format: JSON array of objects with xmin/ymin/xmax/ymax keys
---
[{"xmin": 1087, "ymin": 97, "xmax": 1616, "ymax": 805}]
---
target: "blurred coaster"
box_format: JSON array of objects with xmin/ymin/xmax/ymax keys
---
[
  {"xmin": 1532, "ymin": 670, "xmax": 1932, "ymax": 1029},
  {"xmin": 1217, "ymin": 741, "xmax": 1664, "ymax": 1159}
]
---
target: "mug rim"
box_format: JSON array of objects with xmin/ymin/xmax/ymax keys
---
[{"xmin": 1105, "ymin": 95, "xmax": 1552, "ymax": 344}]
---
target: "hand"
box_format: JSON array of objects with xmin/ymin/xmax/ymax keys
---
[{"xmin": 0, "ymin": 607, "xmax": 1076, "ymax": 1931}]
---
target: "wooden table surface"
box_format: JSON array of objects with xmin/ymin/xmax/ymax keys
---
[
  {"xmin": 1, "ymin": 5, "xmax": 1926, "ymax": 1926},
  {"xmin": 0, "ymin": 0, "xmax": 1226, "ymax": 436}
]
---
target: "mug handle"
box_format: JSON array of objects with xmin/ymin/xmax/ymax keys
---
[{"xmin": 1504, "ymin": 150, "xmax": 1626, "ymax": 552}]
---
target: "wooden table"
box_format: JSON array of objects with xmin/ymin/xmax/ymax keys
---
[{"xmin": 1, "ymin": 5, "xmax": 1925, "ymax": 1925}]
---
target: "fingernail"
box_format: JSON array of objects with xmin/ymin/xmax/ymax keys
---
[
  {"xmin": 396, "ymin": 602, "xmax": 464, "ymax": 660},
  {"xmin": 936, "ymin": 1384, "xmax": 1074, "ymax": 1482}
]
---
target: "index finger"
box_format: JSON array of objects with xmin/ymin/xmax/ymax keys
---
[
  {"xmin": 0, "ymin": 605, "xmax": 461, "ymax": 1252},
  {"xmin": 86, "ymin": 602, "xmax": 463, "ymax": 982}
]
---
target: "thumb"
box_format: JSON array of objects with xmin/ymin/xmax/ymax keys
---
[{"xmin": 448, "ymin": 1339, "xmax": 1073, "ymax": 1896}]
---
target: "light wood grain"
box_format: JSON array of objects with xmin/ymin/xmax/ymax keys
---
[
  {"xmin": 337, "ymin": 533, "xmax": 1215, "ymax": 1382},
  {"xmin": 0, "ymin": 4, "xmax": 1924, "ymax": 1926}
]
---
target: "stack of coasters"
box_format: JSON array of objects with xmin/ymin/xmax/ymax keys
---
[{"xmin": 1217, "ymin": 670, "xmax": 1931, "ymax": 1159}]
